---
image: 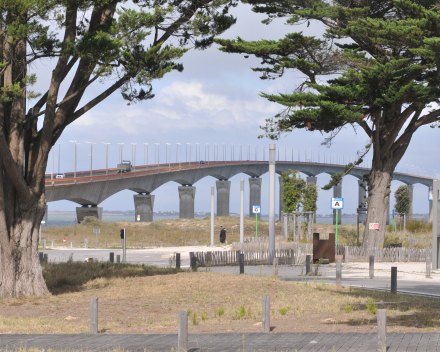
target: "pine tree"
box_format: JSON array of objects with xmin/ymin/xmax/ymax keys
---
[
  {"xmin": 0, "ymin": 0, "xmax": 236, "ymax": 297},
  {"xmin": 215, "ymin": 0, "xmax": 440, "ymax": 248},
  {"xmin": 394, "ymin": 185, "xmax": 411, "ymax": 215},
  {"xmin": 281, "ymin": 169, "xmax": 305, "ymax": 213}
]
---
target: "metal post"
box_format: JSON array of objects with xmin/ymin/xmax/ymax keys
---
[
  {"xmin": 116, "ymin": 255, "xmax": 120, "ymax": 263},
  {"xmin": 306, "ymin": 255, "xmax": 311, "ymax": 275},
  {"xmin": 369, "ymin": 255, "xmax": 374, "ymax": 279},
  {"xmin": 176, "ymin": 253, "xmax": 181, "ymax": 269},
  {"xmin": 269, "ymin": 144, "xmax": 276, "ymax": 263},
  {"xmin": 240, "ymin": 178, "xmax": 244, "ymax": 243},
  {"xmin": 123, "ymin": 228, "xmax": 126, "ymax": 262},
  {"xmin": 51, "ymin": 147, "xmax": 54, "ymax": 183},
  {"xmin": 90, "ymin": 297, "xmax": 98, "ymax": 334},
  {"xmin": 109, "ymin": 252, "xmax": 114, "ymax": 263},
  {"xmin": 178, "ymin": 310, "xmax": 188, "ymax": 352},
  {"xmin": 357, "ymin": 210, "xmax": 360, "ymax": 245},
  {"xmin": 239, "ymin": 253, "xmax": 244, "ymax": 274},
  {"xmin": 211, "ymin": 185, "xmax": 214, "ymax": 246},
  {"xmin": 391, "ymin": 267, "xmax": 397, "ymax": 294},
  {"xmin": 336, "ymin": 261, "xmax": 342, "ymax": 287},
  {"xmin": 377, "ymin": 309, "xmax": 387, "ymax": 352},
  {"xmin": 273, "ymin": 257, "xmax": 278, "ymax": 278},
  {"xmin": 426, "ymin": 254, "xmax": 431, "ymax": 278},
  {"xmin": 262, "ymin": 295, "xmax": 270, "ymax": 333}
]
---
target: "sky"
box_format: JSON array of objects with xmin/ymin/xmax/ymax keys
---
[{"xmin": 36, "ymin": 3, "xmax": 440, "ymax": 216}]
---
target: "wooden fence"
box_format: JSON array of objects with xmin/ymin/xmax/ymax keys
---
[{"xmin": 342, "ymin": 246, "xmax": 430, "ymax": 262}]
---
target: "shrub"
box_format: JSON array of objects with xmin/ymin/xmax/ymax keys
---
[
  {"xmin": 406, "ymin": 219, "xmax": 431, "ymax": 233},
  {"xmin": 366, "ymin": 299, "xmax": 377, "ymax": 314}
]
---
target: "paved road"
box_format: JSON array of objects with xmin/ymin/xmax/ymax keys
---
[{"xmin": 1, "ymin": 332, "xmax": 439, "ymax": 351}]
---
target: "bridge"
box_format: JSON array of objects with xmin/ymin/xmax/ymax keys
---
[{"xmin": 45, "ymin": 157, "xmax": 433, "ymax": 224}]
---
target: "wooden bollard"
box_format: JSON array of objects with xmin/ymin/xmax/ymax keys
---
[
  {"xmin": 336, "ymin": 262, "xmax": 342, "ymax": 287},
  {"xmin": 176, "ymin": 253, "xmax": 181, "ymax": 269},
  {"xmin": 90, "ymin": 297, "xmax": 98, "ymax": 334},
  {"xmin": 43, "ymin": 240, "xmax": 46, "ymax": 249},
  {"xmin": 116, "ymin": 255, "xmax": 120, "ymax": 263},
  {"xmin": 273, "ymin": 257, "xmax": 278, "ymax": 278},
  {"xmin": 369, "ymin": 255, "xmax": 374, "ymax": 279},
  {"xmin": 391, "ymin": 267, "xmax": 397, "ymax": 294},
  {"xmin": 39, "ymin": 252, "xmax": 43, "ymax": 264},
  {"xmin": 306, "ymin": 255, "xmax": 311, "ymax": 276},
  {"xmin": 377, "ymin": 309, "xmax": 387, "ymax": 352},
  {"xmin": 239, "ymin": 253, "xmax": 244, "ymax": 274},
  {"xmin": 426, "ymin": 255, "xmax": 431, "ymax": 278},
  {"xmin": 262, "ymin": 295, "xmax": 270, "ymax": 333},
  {"xmin": 43, "ymin": 254, "xmax": 48, "ymax": 264},
  {"xmin": 178, "ymin": 310, "xmax": 188, "ymax": 352},
  {"xmin": 109, "ymin": 252, "xmax": 114, "ymax": 263}
]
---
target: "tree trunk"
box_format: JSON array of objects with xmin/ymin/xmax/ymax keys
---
[
  {"xmin": 0, "ymin": 192, "xmax": 48, "ymax": 298},
  {"xmin": 362, "ymin": 158, "xmax": 394, "ymax": 249}
]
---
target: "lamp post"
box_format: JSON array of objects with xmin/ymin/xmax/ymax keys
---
[
  {"xmin": 69, "ymin": 140, "xmax": 79, "ymax": 182},
  {"xmin": 205, "ymin": 143, "xmax": 209, "ymax": 165},
  {"xmin": 231, "ymin": 143, "xmax": 234, "ymax": 161},
  {"xmin": 57, "ymin": 142, "xmax": 64, "ymax": 174},
  {"xmin": 86, "ymin": 142, "xmax": 96, "ymax": 179},
  {"xmin": 166, "ymin": 143, "xmax": 171, "ymax": 170},
  {"xmin": 155, "ymin": 143, "xmax": 159, "ymax": 171},
  {"xmin": 196, "ymin": 143, "xmax": 200, "ymax": 163},
  {"xmin": 186, "ymin": 143, "xmax": 191, "ymax": 166},
  {"xmin": 240, "ymin": 145, "xmax": 242, "ymax": 162},
  {"xmin": 143, "ymin": 143, "xmax": 148, "ymax": 171},
  {"xmin": 214, "ymin": 143, "xmax": 217, "ymax": 162},
  {"xmin": 131, "ymin": 143, "xmax": 136, "ymax": 173},
  {"xmin": 102, "ymin": 143, "xmax": 110, "ymax": 178},
  {"xmin": 247, "ymin": 144, "xmax": 250, "ymax": 161},
  {"xmin": 51, "ymin": 147, "xmax": 54, "ymax": 184},
  {"xmin": 223, "ymin": 143, "xmax": 226, "ymax": 163},
  {"xmin": 117, "ymin": 143, "xmax": 124, "ymax": 164},
  {"xmin": 177, "ymin": 143, "xmax": 181, "ymax": 167}
]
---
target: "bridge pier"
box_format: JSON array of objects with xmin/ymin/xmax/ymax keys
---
[
  {"xmin": 134, "ymin": 194, "xmax": 155, "ymax": 222},
  {"xmin": 179, "ymin": 186, "xmax": 196, "ymax": 219},
  {"xmin": 216, "ymin": 180, "xmax": 231, "ymax": 216},
  {"xmin": 333, "ymin": 181, "xmax": 342, "ymax": 225},
  {"xmin": 408, "ymin": 184, "xmax": 414, "ymax": 221},
  {"xmin": 358, "ymin": 180, "xmax": 367, "ymax": 224},
  {"xmin": 249, "ymin": 177, "xmax": 261, "ymax": 219},
  {"xmin": 306, "ymin": 176, "xmax": 317, "ymax": 223},
  {"xmin": 76, "ymin": 205, "xmax": 103, "ymax": 224}
]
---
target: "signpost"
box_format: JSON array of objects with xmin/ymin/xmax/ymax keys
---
[
  {"xmin": 137, "ymin": 214, "xmax": 140, "ymax": 222},
  {"xmin": 331, "ymin": 198, "xmax": 344, "ymax": 246},
  {"xmin": 93, "ymin": 228, "xmax": 100, "ymax": 248},
  {"xmin": 392, "ymin": 209, "xmax": 395, "ymax": 232},
  {"xmin": 252, "ymin": 205, "xmax": 261, "ymax": 238}
]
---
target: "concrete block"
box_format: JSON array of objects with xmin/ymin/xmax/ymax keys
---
[
  {"xmin": 179, "ymin": 186, "xmax": 196, "ymax": 219},
  {"xmin": 216, "ymin": 180, "xmax": 231, "ymax": 216},
  {"xmin": 133, "ymin": 194, "xmax": 155, "ymax": 222}
]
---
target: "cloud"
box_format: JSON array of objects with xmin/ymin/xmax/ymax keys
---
[{"xmin": 73, "ymin": 80, "xmax": 279, "ymax": 134}]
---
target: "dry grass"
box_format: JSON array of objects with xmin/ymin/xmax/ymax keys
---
[
  {"xmin": 0, "ymin": 263, "xmax": 439, "ymax": 334},
  {"xmin": 40, "ymin": 216, "xmax": 283, "ymax": 248}
]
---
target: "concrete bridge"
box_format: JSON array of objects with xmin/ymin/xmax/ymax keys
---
[{"xmin": 45, "ymin": 159, "xmax": 433, "ymax": 223}]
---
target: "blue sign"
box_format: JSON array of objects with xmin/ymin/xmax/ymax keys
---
[
  {"xmin": 331, "ymin": 198, "xmax": 344, "ymax": 209},
  {"xmin": 252, "ymin": 205, "xmax": 261, "ymax": 214}
]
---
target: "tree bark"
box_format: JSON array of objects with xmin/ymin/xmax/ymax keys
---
[{"xmin": 362, "ymin": 156, "xmax": 394, "ymax": 249}]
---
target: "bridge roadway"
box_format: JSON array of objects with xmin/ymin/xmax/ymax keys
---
[{"xmin": 44, "ymin": 160, "xmax": 433, "ymax": 223}]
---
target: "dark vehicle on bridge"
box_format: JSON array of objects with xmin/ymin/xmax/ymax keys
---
[
  {"xmin": 200, "ymin": 160, "xmax": 205, "ymax": 164},
  {"xmin": 117, "ymin": 160, "xmax": 132, "ymax": 173}
]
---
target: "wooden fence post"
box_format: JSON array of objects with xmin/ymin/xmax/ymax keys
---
[
  {"xmin": 262, "ymin": 295, "xmax": 270, "ymax": 333},
  {"xmin": 178, "ymin": 310, "xmax": 188, "ymax": 352},
  {"xmin": 239, "ymin": 253, "xmax": 244, "ymax": 274},
  {"xmin": 176, "ymin": 253, "xmax": 181, "ymax": 269},
  {"xmin": 39, "ymin": 252, "xmax": 43, "ymax": 264},
  {"xmin": 306, "ymin": 255, "xmax": 311, "ymax": 276},
  {"xmin": 109, "ymin": 252, "xmax": 114, "ymax": 263},
  {"xmin": 426, "ymin": 254, "xmax": 431, "ymax": 278},
  {"xmin": 116, "ymin": 255, "xmax": 120, "ymax": 263},
  {"xmin": 336, "ymin": 261, "xmax": 342, "ymax": 287},
  {"xmin": 90, "ymin": 297, "xmax": 98, "ymax": 334},
  {"xmin": 377, "ymin": 309, "xmax": 387, "ymax": 352},
  {"xmin": 391, "ymin": 267, "xmax": 397, "ymax": 294},
  {"xmin": 369, "ymin": 255, "xmax": 374, "ymax": 279},
  {"xmin": 43, "ymin": 254, "xmax": 48, "ymax": 264}
]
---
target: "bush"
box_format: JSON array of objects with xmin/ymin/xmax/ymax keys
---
[
  {"xmin": 406, "ymin": 219, "xmax": 431, "ymax": 233},
  {"xmin": 80, "ymin": 216, "xmax": 105, "ymax": 227}
]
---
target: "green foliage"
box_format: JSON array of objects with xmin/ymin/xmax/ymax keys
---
[
  {"xmin": 191, "ymin": 312, "xmax": 199, "ymax": 325},
  {"xmin": 344, "ymin": 305, "xmax": 353, "ymax": 313},
  {"xmin": 278, "ymin": 306, "xmax": 291, "ymax": 315},
  {"xmin": 201, "ymin": 312, "xmax": 207, "ymax": 323},
  {"xmin": 406, "ymin": 219, "xmax": 432, "ymax": 233},
  {"xmin": 366, "ymin": 299, "xmax": 377, "ymax": 315},
  {"xmin": 303, "ymin": 183, "xmax": 318, "ymax": 212},
  {"xmin": 231, "ymin": 304, "xmax": 247, "ymax": 320},
  {"xmin": 214, "ymin": 306, "xmax": 225, "ymax": 317},
  {"xmin": 394, "ymin": 186, "xmax": 411, "ymax": 214},
  {"xmin": 281, "ymin": 169, "xmax": 305, "ymax": 213}
]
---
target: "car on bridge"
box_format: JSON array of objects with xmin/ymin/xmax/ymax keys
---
[
  {"xmin": 117, "ymin": 160, "xmax": 132, "ymax": 173},
  {"xmin": 55, "ymin": 173, "xmax": 65, "ymax": 179}
]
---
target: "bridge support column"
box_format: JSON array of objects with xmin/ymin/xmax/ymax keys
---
[
  {"xmin": 333, "ymin": 181, "xmax": 342, "ymax": 225},
  {"xmin": 216, "ymin": 180, "xmax": 231, "ymax": 217},
  {"xmin": 134, "ymin": 194, "xmax": 155, "ymax": 222},
  {"xmin": 306, "ymin": 176, "xmax": 317, "ymax": 223},
  {"xmin": 179, "ymin": 186, "xmax": 196, "ymax": 219},
  {"xmin": 430, "ymin": 198, "xmax": 433, "ymax": 222},
  {"xmin": 279, "ymin": 176, "xmax": 283, "ymax": 221},
  {"xmin": 408, "ymin": 184, "xmax": 414, "ymax": 221},
  {"xmin": 76, "ymin": 205, "xmax": 103, "ymax": 224},
  {"xmin": 358, "ymin": 180, "xmax": 367, "ymax": 225},
  {"xmin": 249, "ymin": 177, "xmax": 262, "ymax": 219}
]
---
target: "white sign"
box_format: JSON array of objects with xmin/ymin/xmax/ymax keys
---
[
  {"xmin": 93, "ymin": 228, "xmax": 100, "ymax": 234},
  {"xmin": 331, "ymin": 198, "xmax": 344, "ymax": 209},
  {"xmin": 41, "ymin": 221, "xmax": 46, "ymax": 224},
  {"xmin": 252, "ymin": 205, "xmax": 261, "ymax": 214},
  {"xmin": 137, "ymin": 214, "xmax": 140, "ymax": 222}
]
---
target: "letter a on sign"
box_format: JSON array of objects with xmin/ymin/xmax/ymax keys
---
[{"xmin": 331, "ymin": 198, "xmax": 344, "ymax": 209}]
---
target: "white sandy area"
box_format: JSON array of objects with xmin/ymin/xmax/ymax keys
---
[{"xmin": 127, "ymin": 245, "xmax": 233, "ymax": 259}]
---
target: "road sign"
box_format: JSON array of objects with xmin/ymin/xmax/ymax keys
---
[
  {"xmin": 137, "ymin": 214, "xmax": 140, "ymax": 222},
  {"xmin": 41, "ymin": 221, "xmax": 46, "ymax": 224},
  {"xmin": 331, "ymin": 198, "xmax": 344, "ymax": 209},
  {"xmin": 429, "ymin": 186, "xmax": 433, "ymax": 201},
  {"xmin": 369, "ymin": 223, "xmax": 379, "ymax": 230},
  {"xmin": 252, "ymin": 205, "xmax": 261, "ymax": 214},
  {"xmin": 93, "ymin": 228, "xmax": 100, "ymax": 234}
]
